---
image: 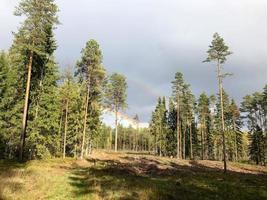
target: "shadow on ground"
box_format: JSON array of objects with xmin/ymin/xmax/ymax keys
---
[{"xmin": 68, "ymin": 155, "xmax": 267, "ymax": 200}]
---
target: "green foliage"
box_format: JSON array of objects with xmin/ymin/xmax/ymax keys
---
[
  {"xmin": 105, "ymin": 73, "xmax": 128, "ymax": 112},
  {"xmin": 148, "ymin": 75, "xmax": 252, "ymax": 163},
  {"xmin": 166, "ymin": 98, "xmax": 177, "ymax": 156},
  {"xmin": 149, "ymin": 97, "xmax": 166, "ymax": 155},
  {"xmin": 0, "ymin": 51, "xmax": 10, "ymax": 158},
  {"xmin": 204, "ymin": 32, "xmax": 232, "ymax": 64},
  {"xmin": 14, "ymin": 0, "xmax": 59, "ymax": 55},
  {"xmin": 197, "ymin": 92, "xmax": 213, "ymax": 159},
  {"xmin": 0, "ymin": 0, "xmax": 265, "ymax": 171},
  {"xmin": 241, "ymin": 85, "xmax": 266, "ymax": 165},
  {"xmin": 57, "ymin": 69, "xmax": 82, "ymax": 157},
  {"xmin": 26, "ymin": 59, "xmax": 61, "ymax": 159},
  {"xmin": 249, "ymin": 127, "xmax": 265, "ymax": 165},
  {"xmin": 76, "ymin": 39, "xmax": 106, "ymax": 156},
  {"xmin": 0, "ymin": 0, "xmax": 60, "ymax": 159},
  {"xmin": 171, "ymin": 72, "xmax": 195, "ymax": 158}
]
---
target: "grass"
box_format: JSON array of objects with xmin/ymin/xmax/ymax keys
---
[{"xmin": 0, "ymin": 151, "xmax": 266, "ymax": 200}]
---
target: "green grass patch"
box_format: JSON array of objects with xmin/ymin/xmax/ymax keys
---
[{"xmin": 0, "ymin": 153, "xmax": 266, "ymax": 200}]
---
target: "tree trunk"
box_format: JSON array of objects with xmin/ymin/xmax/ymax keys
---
[
  {"xmin": 135, "ymin": 129, "xmax": 138, "ymax": 152},
  {"xmin": 58, "ymin": 106, "xmax": 64, "ymax": 151},
  {"xmin": 85, "ymin": 140, "xmax": 89, "ymax": 156},
  {"xmin": 141, "ymin": 135, "xmax": 143, "ymax": 152},
  {"xmin": 159, "ymin": 139, "xmax": 162, "ymax": 156},
  {"xmin": 19, "ymin": 50, "xmax": 33, "ymax": 162},
  {"xmin": 218, "ymin": 61, "xmax": 227, "ymax": 173},
  {"xmin": 190, "ymin": 121, "xmax": 193, "ymax": 159},
  {"xmin": 176, "ymin": 95, "xmax": 180, "ymax": 159},
  {"xmin": 80, "ymin": 84, "xmax": 90, "ymax": 159},
  {"xmin": 63, "ymin": 99, "xmax": 69, "ymax": 159},
  {"xmin": 264, "ymin": 137, "xmax": 267, "ymax": 166},
  {"xmin": 155, "ymin": 135, "xmax": 157, "ymax": 155},
  {"xmin": 201, "ymin": 123, "xmax": 204, "ymax": 160},
  {"xmin": 123, "ymin": 130, "xmax": 126, "ymax": 151},
  {"xmin": 109, "ymin": 129, "xmax": 112, "ymax": 150},
  {"xmin": 233, "ymin": 118, "xmax": 238, "ymax": 162},
  {"xmin": 179, "ymin": 123, "xmax": 182, "ymax": 158},
  {"xmin": 183, "ymin": 124, "xmax": 186, "ymax": 159},
  {"xmin": 74, "ymin": 134, "xmax": 77, "ymax": 159},
  {"xmin": 115, "ymin": 108, "xmax": 118, "ymax": 152},
  {"xmin": 137, "ymin": 123, "xmax": 139, "ymax": 152},
  {"xmin": 134, "ymin": 132, "xmax": 136, "ymax": 151}
]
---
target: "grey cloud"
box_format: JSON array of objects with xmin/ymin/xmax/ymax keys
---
[{"xmin": 0, "ymin": 0, "xmax": 267, "ymax": 122}]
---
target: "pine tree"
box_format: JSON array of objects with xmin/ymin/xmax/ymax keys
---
[
  {"xmin": 181, "ymin": 85, "xmax": 195, "ymax": 159},
  {"xmin": 204, "ymin": 32, "xmax": 232, "ymax": 173},
  {"xmin": 197, "ymin": 93, "xmax": 211, "ymax": 160},
  {"xmin": 133, "ymin": 114, "xmax": 140, "ymax": 151},
  {"xmin": 171, "ymin": 72, "xmax": 194, "ymax": 159},
  {"xmin": 214, "ymin": 90, "xmax": 239, "ymax": 161},
  {"xmin": 171, "ymin": 72, "xmax": 185, "ymax": 159},
  {"xmin": 58, "ymin": 68, "xmax": 80, "ymax": 158},
  {"xmin": 229, "ymin": 99, "xmax": 243, "ymax": 161},
  {"xmin": 9, "ymin": 0, "xmax": 59, "ymax": 161},
  {"xmin": 76, "ymin": 39, "xmax": 106, "ymax": 158},
  {"xmin": 105, "ymin": 73, "xmax": 127, "ymax": 152}
]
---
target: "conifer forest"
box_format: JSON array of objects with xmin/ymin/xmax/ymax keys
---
[{"xmin": 0, "ymin": 0, "xmax": 266, "ymax": 199}]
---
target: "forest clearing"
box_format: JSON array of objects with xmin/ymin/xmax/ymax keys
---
[
  {"xmin": 1, "ymin": 0, "xmax": 267, "ymax": 199},
  {"xmin": 1, "ymin": 151, "xmax": 267, "ymax": 200}
]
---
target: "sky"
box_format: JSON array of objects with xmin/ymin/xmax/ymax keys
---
[{"xmin": 1, "ymin": 0, "xmax": 267, "ymax": 123}]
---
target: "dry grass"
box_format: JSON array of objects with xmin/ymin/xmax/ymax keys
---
[{"xmin": 0, "ymin": 151, "xmax": 267, "ymax": 200}]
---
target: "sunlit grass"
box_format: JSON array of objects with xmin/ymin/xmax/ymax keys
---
[{"xmin": 0, "ymin": 152, "xmax": 266, "ymax": 200}]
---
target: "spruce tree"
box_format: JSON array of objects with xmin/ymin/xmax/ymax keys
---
[
  {"xmin": 166, "ymin": 98, "xmax": 177, "ymax": 156},
  {"xmin": 26, "ymin": 58, "xmax": 60, "ymax": 159},
  {"xmin": 241, "ymin": 87, "xmax": 266, "ymax": 165},
  {"xmin": 0, "ymin": 51, "xmax": 10, "ymax": 158}
]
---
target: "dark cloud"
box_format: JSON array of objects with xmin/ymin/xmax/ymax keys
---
[{"xmin": 1, "ymin": 0, "xmax": 267, "ymax": 122}]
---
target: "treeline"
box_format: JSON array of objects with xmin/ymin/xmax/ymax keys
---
[
  {"xmin": 0, "ymin": 0, "xmax": 266, "ymax": 169},
  {"xmin": 149, "ymin": 80, "xmax": 267, "ymax": 166},
  {"xmin": 149, "ymin": 75, "xmax": 248, "ymax": 160},
  {"xmin": 0, "ymin": 0, "xmax": 129, "ymax": 160},
  {"xmin": 149, "ymin": 33, "xmax": 267, "ymax": 166},
  {"xmin": 96, "ymin": 124, "xmax": 152, "ymax": 152}
]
